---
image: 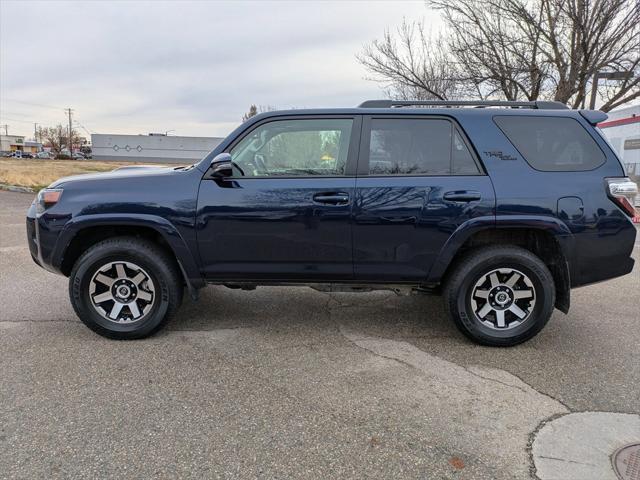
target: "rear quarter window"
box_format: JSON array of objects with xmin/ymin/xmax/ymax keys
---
[{"xmin": 494, "ymin": 116, "xmax": 605, "ymax": 171}]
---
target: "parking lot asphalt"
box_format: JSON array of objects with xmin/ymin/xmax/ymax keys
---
[{"xmin": 1, "ymin": 189, "xmax": 638, "ymax": 479}]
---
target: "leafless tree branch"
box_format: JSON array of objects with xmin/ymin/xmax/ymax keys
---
[{"xmin": 357, "ymin": 0, "xmax": 639, "ymax": 111}]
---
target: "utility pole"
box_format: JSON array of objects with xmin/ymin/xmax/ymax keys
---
[
  {"xmin": 589, "ymin": 71, "xmax": 633, "ymax": 110},
  {"xmin": 65, "ymin": 108, "xmax": 73, "ymax": 153},
  {"xmin": 0, "ymin": 124, "xmax": 8, "ymax": 136},
  {"xmin": 34, "ymin": 123, "xmax": 39, "ymax": 142}
]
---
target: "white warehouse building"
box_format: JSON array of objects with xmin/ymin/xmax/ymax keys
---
[{"xmin": 92, "ymin": 133, "xmax": 224, "ymax": 164}]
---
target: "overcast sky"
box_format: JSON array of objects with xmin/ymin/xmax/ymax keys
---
[{"xmin": 1, "ymin": 0, "xmax": 438, "ymax": 139}]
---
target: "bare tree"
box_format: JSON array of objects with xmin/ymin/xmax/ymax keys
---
[
  {"xmin": 242, "ymin": 104, "xmax": 259, "ymax": 122},
  {"xmin": 242, "ymin": 104, "xmax": 277, "ymax": 122},
  {"xmin": 38, "ymin": 124, "xmax": 82, "ymax": 154},
  {"xmin": 357, "ymin": 21, "xmax": 464, "ymax": 101},
  {"xmin": 358, "ymin": 0, "xmax": 639, "ymax": 111}
]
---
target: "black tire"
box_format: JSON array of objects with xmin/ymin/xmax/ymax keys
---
[
  {"xmin": 443, "ymin": 245, "xmax": 555, "ymax": 347},
  {"xmin": 69, "ymin": 236, "xmax": 183, "ymax": 339}
]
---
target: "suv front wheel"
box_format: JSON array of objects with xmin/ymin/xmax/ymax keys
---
[
  {"xmin": 69, "ymin": 237, "xmax": 183, "ymax": 339},
  {"xmin": 444, "ymin": 246, "xmax": 555, "ymax": 347}
]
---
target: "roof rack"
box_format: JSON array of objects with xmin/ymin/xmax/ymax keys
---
[{"xmin": 358, "ymin": 100, "xmax": 568, "ymax": 110}]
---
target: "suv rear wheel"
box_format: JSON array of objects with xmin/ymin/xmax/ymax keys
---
[
  {"xmin": 69, "ymin": 237, "xmax": 183, "ymax": 339},
  {"xmin": 444, "ymin": 246, "xmax": 555, "ymax": 347}
]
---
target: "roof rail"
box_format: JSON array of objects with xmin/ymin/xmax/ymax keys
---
[{"xmin": 358, "ymin": 100, "xmax": 568, "ymax": 110}]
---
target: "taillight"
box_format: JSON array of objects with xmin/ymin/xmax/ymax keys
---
[
  {"xmin": 36, "ymin": 188, "xmax": 63, "ymax": 214},
  {"xmin": 606, "ymin": 177, "xmax": 638, "ymax": 217}
]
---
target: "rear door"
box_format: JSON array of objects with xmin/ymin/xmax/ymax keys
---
[
  {"xmin": 196, "ymin": 115, "xmax": 360, "ymax": 281},
  {"xmin": 353, "ymin": 115, "xmax": 495, "ymax": 282}
]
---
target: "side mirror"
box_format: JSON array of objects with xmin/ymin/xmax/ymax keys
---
[{"xmin": 209, "ymin": 153, "xmax": 233, "ymax": 178}]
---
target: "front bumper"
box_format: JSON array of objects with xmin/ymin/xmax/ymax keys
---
[
  {"xmin": 26, "ymin": 215, "xmax": 42, "ymax": 268},
  {"xmin": 26, "ymin": 204, "xmax": 66, "ymax": 275}
]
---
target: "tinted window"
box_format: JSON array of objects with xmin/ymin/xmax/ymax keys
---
[
  {"xmin": 494, "ymin": 116, "xmax": 605, "ymax": 171},
  {"xmin": 230, "ymin": 119, "xmax": 352, "ymax": 176},
  {"xmin": 368, "ymin": 118, "xmax": 480, "ymax": 175},
  {"xmin": 453, "ymin": 129, "xmax": 479, "ymax": 175}
]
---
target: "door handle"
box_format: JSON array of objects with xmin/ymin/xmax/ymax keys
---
[
  {"xmin": 313, "ymin": 192, "xmax": 350, "ymax": 205},
  {"xmin": 443, "ymin": 191, "xmax": 482, "ymax": 202}
]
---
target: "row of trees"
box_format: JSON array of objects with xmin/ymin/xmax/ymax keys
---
[{"xmin": 358, "ymin": 0, "xmax": 639, "ymax": 111}]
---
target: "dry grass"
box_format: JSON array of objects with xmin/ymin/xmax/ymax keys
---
[{"xmin": 0, "ymin": 158, "xmax": 183, "ymax": 191}]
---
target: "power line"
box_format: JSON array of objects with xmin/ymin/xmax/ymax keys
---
[
  {"xmin": 74, "ymin": 122, "xmax": 93, "ymax": 137},
  {"xmin": 1, "ymin": 111, "xmax": 36, "ymax": 118},
  {"xmin": 2, "ymin": 98, "xmax": 65, "ymax": 111},
  {"xmin": 73, "ymin": 118, "xmax": 95, "ymax": 135},
  {"xmin": 0, "ymin": 116, "xmax": 34, "ymax": 124}
]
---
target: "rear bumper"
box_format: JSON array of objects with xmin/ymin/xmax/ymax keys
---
[
  {"xmin": 573, "ymin": 255, "xmax": 634, "ymax": 287},
  {"xmin": 570, "ymin": 225, "xmax": 636, "ymax": 287}
]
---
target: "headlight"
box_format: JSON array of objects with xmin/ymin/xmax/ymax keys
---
[{"xmin": 36, "ymin": 188, "xmax": 63, "ymax": 214}]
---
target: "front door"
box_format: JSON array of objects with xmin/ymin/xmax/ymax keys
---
[
  {"xmin": 196, "ymin": 116, "xmax": 360, "ymax": 282},
  {"xmin": 353, "ymin": 116, "xmax": 495, "ymax": 282}
]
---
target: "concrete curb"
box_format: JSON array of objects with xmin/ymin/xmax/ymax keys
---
[
  {"xmin": 532, "ymin": 411, "xmax": 640, "ymax": 480},
  {"xmin": 0, "ymin": 184, "xmax": 35, "ymax": 194}
]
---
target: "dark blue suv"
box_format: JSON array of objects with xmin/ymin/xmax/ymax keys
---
[{"xmin": 26, "ymin": 100, "xmax": 638, "ymax": 346}]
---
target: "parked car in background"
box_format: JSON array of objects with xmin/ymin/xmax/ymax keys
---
[
  {"xmin": 26, "ymin": 100, "xmax": 637, "ymax": 346},
  {"xmin": 1, "ymin": 151, "xmax": 13, "ymax": 157},
  {"xmin": 11, "ymin": 151, "xmax": 23, "ymax": 158},
  {"xmin": 35, "ymin": 151, "xmax": 54, "ymax": 159},
  {"xmin": 72, "ymin": 152, "xmax": 85, "ymax": 160}
]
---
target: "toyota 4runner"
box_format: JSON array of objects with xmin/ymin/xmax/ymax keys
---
[{"xmin": 26, "ymin": 100, "xmax": 638, "ymax": 346}]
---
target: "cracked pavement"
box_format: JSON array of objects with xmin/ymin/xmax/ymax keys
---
[{"xmin": 1, "ymin": 190, "xmax": 639, "ymax": 479}]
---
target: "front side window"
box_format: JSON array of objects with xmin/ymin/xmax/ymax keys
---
[
  {"xmin": 368, "ymin": 118, "xmax": 480, "ymax": 175},
  {"xmin": 494, "ymin": 116, "xmax": 606, "ymax": 171},
  {"xmin": 230, "ymin": 118, "xmax": 353, "ymax": 177}
]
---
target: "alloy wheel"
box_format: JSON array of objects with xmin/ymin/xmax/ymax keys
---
[
  {"xmin": 469, "ymin": 268, "xmax": 536, "ymax": 330},
  {"xmin": 88, "ymin": 261, "xmax": 155, "ymax": 324}
]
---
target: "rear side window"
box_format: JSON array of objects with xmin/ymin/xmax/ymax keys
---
[
  {"xmin": 453, "ymin": 129, "xmax": 480, "ymax": 175},
  {"xmin": 368, "ymin": 118, "xmax": 481, "ymax": 175},
  {"xmin": 494, "ymin": 116, "xmax": 605, "ymax": 171}
]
